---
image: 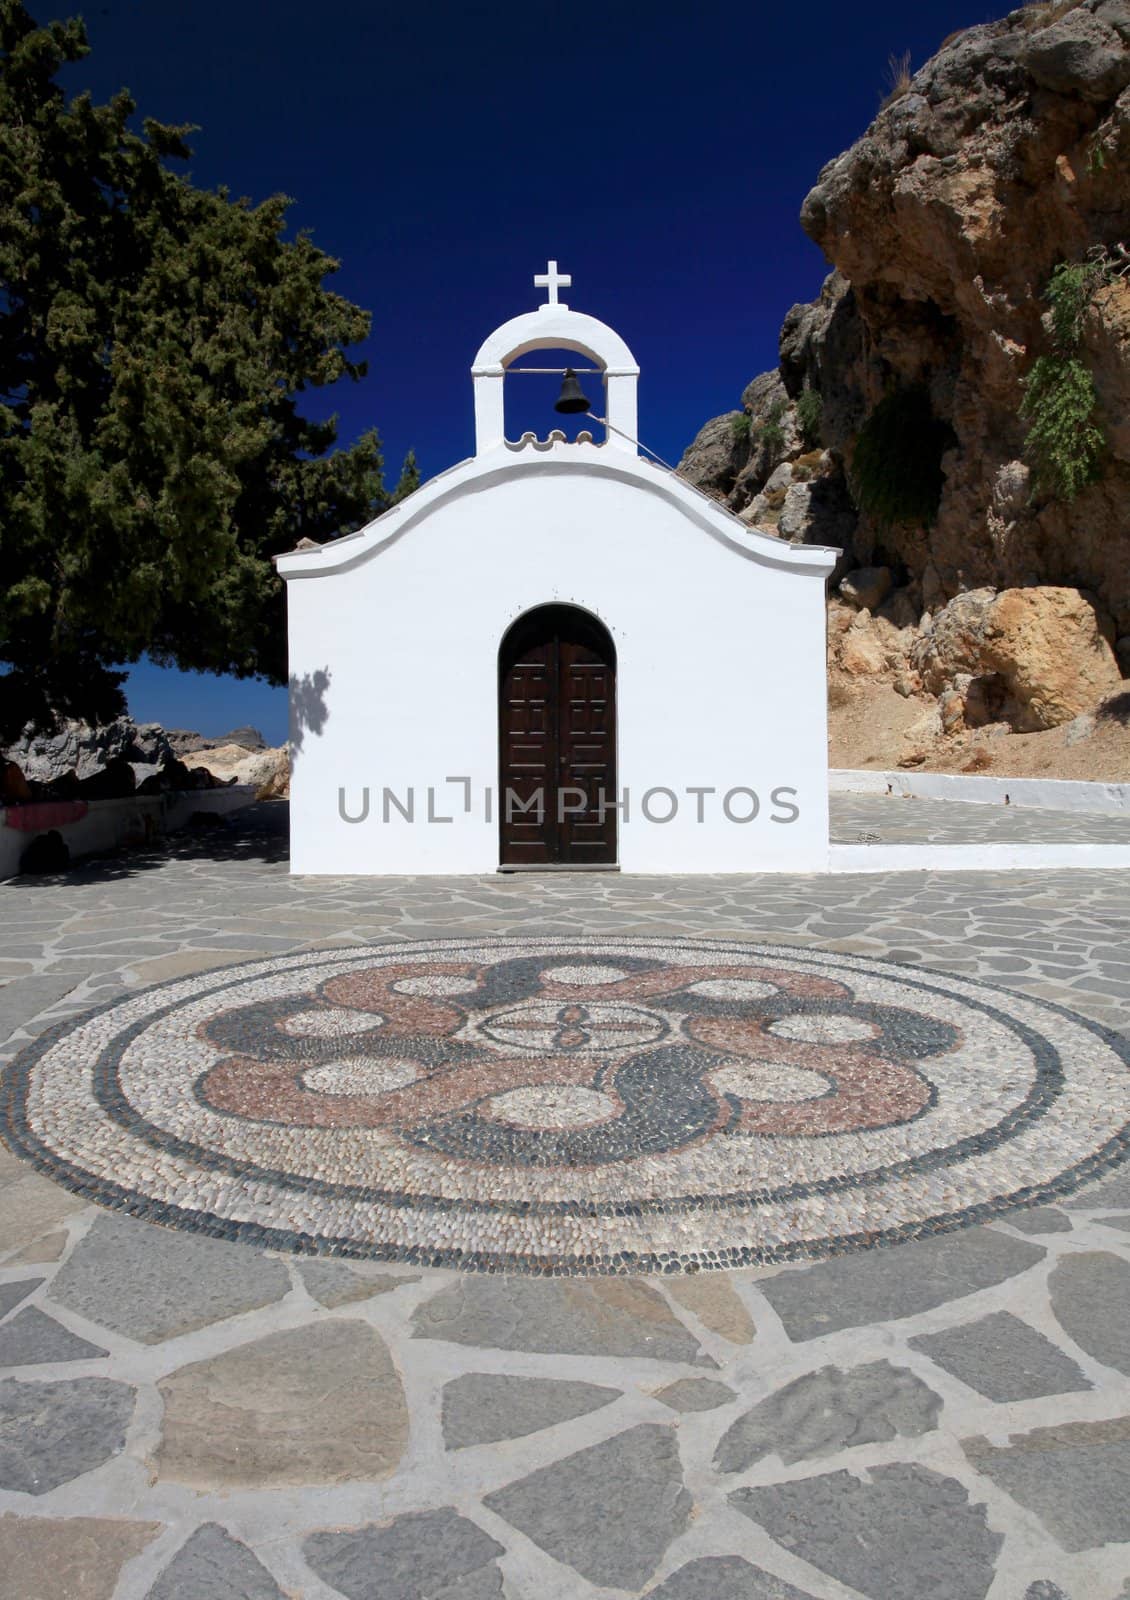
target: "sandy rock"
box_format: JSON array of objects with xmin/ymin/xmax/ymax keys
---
[
  {"xmin": 983, "ymin": 587, "xmax": 1120, "ymax": 729},
  {"xmin": 839, "ymin": 630, "xmax": 886, "ymax": 676},
  {"xmin": 914, "ymin": 586, "xmax": 1120, "ymax": 730},
  {"xmin": 192, "ymin": 743, "xmax": 290, "ymax": 799}
]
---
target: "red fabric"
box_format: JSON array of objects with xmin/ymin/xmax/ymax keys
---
[{"xmin": 3, "ymin": 800, "xmax": 89, "ymax": 831}]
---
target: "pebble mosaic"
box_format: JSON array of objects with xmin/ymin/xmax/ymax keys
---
[{"xmin": 3, "ymin": 934, "xmax": 1129, "ymax": 1272}]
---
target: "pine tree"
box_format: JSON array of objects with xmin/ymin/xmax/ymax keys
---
[{"xmin": 0, "ymin": 0, "xmax": 402, "ymax": 738}]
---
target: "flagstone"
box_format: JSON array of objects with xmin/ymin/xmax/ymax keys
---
[
  {"xmin": 964, "ymin": 1417, "xmax": 1130, "ymax": 1551},
  {"xmin": 14, "ymin": 1229, "xmax": 70, "ymax": 1262},
  {"xmin": 297, "ymin": 1258, "xmax": 419, "ymax": 1307},
  {"xmin": 0, "ymin": 1513, "xmax": 161, "ymax": 1600},
  {"xmin": 47, "ymin": 1211, "xmax": 290, "ymax": 1343},
  {"xmin": 441, "ymin": 1372, "xmax": 621, "ymax": 1449},
  {"xmin": 1048, "ymin": 1252, "xmax": 1130, "ymax": 1375},
  {"xmin": 910, "ymin": 1311, "xmax": 1091, "ymax": 1401},
  {"xmin": 644, "ymin": 1556, "xmax": 819, "ymax": 1599},
  {"xmin": 127, "ymin": 949, "xmax": 272, "ymax": 983},
  {"xmin": 0, "ymin": 1376, "xmax": 135, "ymax": 1494},
  {"xmin": 484, "ymin": 1423, "xmax": 690, "ymax": 1590},
  {"xmin": 412, "ymin": 1276, "xmax": 708, "ymax": 1364},
  {"xmin": 156, "ymin": 1319, "xmax": 407, "ymax": 1488},
  {"xmin": 304, "ymin": 1507, "xmax": 503, "ymax": 1600},
  {"xmin": 145, "ymin": 1523, "xmax": 285, "ymax": 1600},
  {"xmin": 0, "ymin": 1276, "xmax": 42, "ymax": 1317},
  {"xmin": 758, "ymin": 1230, "xmax": 1045, "ymax": 1341},
  {"xmin": 654, "ymin": 1377, "xmax": 736, "ymax": 1412},
  {"xmin": 0, "ymin": 1307, "xmax": 107, "ymax": 1366},
  {"xmin": 714, "ymin": 1360, "xmax": 939, "ymax": 1472},
  {"xmin": 730, "ymin": 1463, "xmax": 1002, "ymax": 1600},
  {"xmin": 0, "ymin": 1173, "xmax": 86, "ymax": 1255},
  {"xmin": 664, "ymin": 1274, "xmax": 756, "ymax": 1342}
]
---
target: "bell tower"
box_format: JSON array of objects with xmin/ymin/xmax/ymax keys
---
[{"xmin": 470, "ymin": 261, "xmax": 640, "ymax": 455}]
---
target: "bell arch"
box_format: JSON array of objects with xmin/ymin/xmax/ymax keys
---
[{"xmin": 472, "ymin": 305, "xmax": 639, "ymax": 454}]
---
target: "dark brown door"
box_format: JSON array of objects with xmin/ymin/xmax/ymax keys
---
[{"xmin": 499, "ymin": 605, "xmax": 617, "ymax": 866}]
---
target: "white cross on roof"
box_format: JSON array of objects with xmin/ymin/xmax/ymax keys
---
[{"xmin": 534, "ymin": 259, "xmax": 572, "ymax": 307}]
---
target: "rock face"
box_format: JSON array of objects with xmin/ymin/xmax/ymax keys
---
[
  {"xmin": 1, "ymin": 716, "xmax": 289, "ymax": 803},
  {"xmin": 679, "ymin": 0, "xmax": 1130, "ymax": 757},
  {"xmin": 1, "ymin": 716, "xmax": 223, "ymax": 801}
]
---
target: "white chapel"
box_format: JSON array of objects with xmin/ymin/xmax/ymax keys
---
[{"xmin": 277, "ymin": 263, "xmax": 837, "ymax": 875}]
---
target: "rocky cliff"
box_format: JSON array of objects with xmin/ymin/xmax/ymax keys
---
[{"xmin": 680, "ymin": 0, "xmax": 1130, "ymax": 769}]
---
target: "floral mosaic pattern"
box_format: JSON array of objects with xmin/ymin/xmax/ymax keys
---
[{"xmin": 3, "ymin": 937, "xmax": 1129, "ymax": 1272}]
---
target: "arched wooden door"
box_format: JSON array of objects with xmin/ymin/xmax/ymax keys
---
[{"xmin": 499, "ymin": 605, "xmax": 617, "ymax": 867}]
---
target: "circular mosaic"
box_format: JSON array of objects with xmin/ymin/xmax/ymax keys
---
[{"xmin": 3, "ymin": 936, "xmax": 1129, "ymax": 1273}]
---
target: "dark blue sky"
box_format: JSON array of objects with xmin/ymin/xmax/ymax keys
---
[{"xmin": 62, "ymin": 0, "xmax": 988, "ymax": 742}]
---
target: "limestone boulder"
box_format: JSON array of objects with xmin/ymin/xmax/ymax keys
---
[
  {"xmin": 915, "ymin": 586, "xmax": 1121, "ymax": 730},
  {"xmin": 190, "ymin": 743, "xmax": 290, "ymax": 799}
]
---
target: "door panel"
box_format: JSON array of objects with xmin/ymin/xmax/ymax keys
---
[{"xmin": 499, "ymin": 607, "xmax": 616, "ymax": 866}]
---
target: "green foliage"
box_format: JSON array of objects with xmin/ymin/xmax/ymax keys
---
[
  {"xmin": 1018, "ymin": 253, "xmax": 1116, "ymax": 503},
  {"xmin": 1019, "ymin": 356, "xmax": 1104, "ymax": 500},
  {"xmin": 796, "ymin": 386, "xmax": 823, "ymax": 446},
  {"xmin": 758, "ymin": 398, "xmax": 786, "ymax": 453},
  {"xmin": 391, "ymin": 450, "xmax": 421, "ymax": 502},
  {"xmin": 0, "ymin": 0, "xmax": 402, "ymax": 738},
  {"xmin": 1045, "ymin": 260, "xmax": 1101, "ymax": 349},
  {"xmin": 730, "ymin": 411, "xmax": 751, "ymax": 443},
  {"xmin": 849, "ymin": 387, "xmax": 953, "ymax": 528}
]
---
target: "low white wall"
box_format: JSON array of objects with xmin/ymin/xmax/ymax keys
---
[
  {"xmin": 830, "ymin": 768, "xmax": 1130, "ymax": 817},
  {"xmin": 0, "ymin": 786, "xmax": 256, "ymax": 880},
  {"xmin": 829, "ymin": 841, "xmax": 1130, "ymax": 874}
]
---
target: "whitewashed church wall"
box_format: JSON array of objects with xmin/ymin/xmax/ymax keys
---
[{"xmin": 286, "ymin": 469, "xmax": 830, "ymax": 874}]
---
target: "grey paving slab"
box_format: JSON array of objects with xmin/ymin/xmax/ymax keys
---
[
  {"xmin": 46, "ymin": 1210, "xmax": 290, "ymax": 1343},
  {"xmin": 714, "ymin": 1360, "xmax": 940, "ymax": 1471},
  {"xmin": 441, "ymin": 1373, "xmax": 621, "ymax": 1449},
  {"xmin": 0, "ymin": 973, "xmax": 82, "ymax": 1045},
  {"xmin": 297, "ymin": 1258, "xmax": 418, "ymax": 1307},
  {"xmin": 644, "ymin": 1557, "xmax": 819, "ymax": 1599},
  {"xmin": 412, "ymin": 1276, "xmax": 709, "ymax": 1364},
  {"xmin": 145, "ymin": 1524, "xmax": 285, "ymax": 1600},
  {"xmin": 0, "ymin": 1376, "xmax": 134, "ymax": 1494},
  {"xmin": 758, "ymin": 1230, "xmax": 1046, "ymax": 1341},
  {"xmin": 484, "ymin": 1423, "xmax": 691, "ymax": 1591},
  {"xmin": 304, "ymin": 1508, "xmax": 504, "ymax": 1600},
  {"xmin": 1048, "ymin": 1252, "xmax": 1130, "ymax": 1375},
  {"xmin": 964, "ymin": 1417, "xmax": 1130, "ymax": 1551},
  {"xmin": 0, "ymin": 1307, "xmax": 107, "ymax": 1366},
  {"xmin": 0, "ymin": 1277, "xmax": 42, "ymax": 1318},
  {"xmin": 910, "ymin": 1310, "xmax": 1092, "ymax": 1401},
  {"xmin": 730, "ymin": 1463, "xmax": 1002, "ymax": 1600}
]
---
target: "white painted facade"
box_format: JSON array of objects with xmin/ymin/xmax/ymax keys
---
[{"xmin": 277, "ymin": 268, "xmax": 838, "ymax": 875}]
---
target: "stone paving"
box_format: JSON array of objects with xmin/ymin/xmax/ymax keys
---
[
  {"xmin": 0, "ymin": 800, "xmax": 1129, "ymax": 1600},
  {"xmin": 831, "ymin": 792, "xmax": 1130, "ymax": 845}
]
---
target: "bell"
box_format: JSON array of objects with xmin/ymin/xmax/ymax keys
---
[{"xmin": 554, "ymin": 367, "xmax": 592, "ymax": 415}]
